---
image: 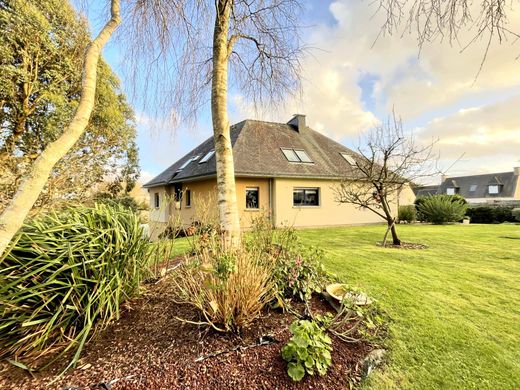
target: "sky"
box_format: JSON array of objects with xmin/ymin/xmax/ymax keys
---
[{"xmin": 83, "ymin": 0, "xmax": 520, "ymax": 185}]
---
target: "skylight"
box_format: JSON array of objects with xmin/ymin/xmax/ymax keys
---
[
  {"xmin": 177, "ymin": 159, "xmax": 192, "ymax": 171},
  {"xmin": 340, "ymin": 152, "xmax": 356, "ymax": 166},
  {"xmin": 469, "ymin": 184, "xmax": 477, "ymax": 192},
  {"xmin": 281, "ymin": 148, "xmax": 300, "ymax": 162},
  {"xmin": 281, "ymin": 148, "xmax": 313, "ymax": 163},
  {"xmin": 294, "ymin": 150, "xmax": 312, "ymax": 163},
  {"xmin": 199, "ymin": 150, "xmax": 215, "ymax": 163}
]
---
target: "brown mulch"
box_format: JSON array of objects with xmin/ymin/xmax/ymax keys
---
[
  {"xmin": 378, "ymin": 242, "xmax": 428, "ymax": 249},
  {"xmin": 0, "ymin": 277, "xmax": 375, "ymax": 390}
]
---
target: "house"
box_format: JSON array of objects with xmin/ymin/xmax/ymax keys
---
[
  {"xmin": 413, "ymin": 185, "xmax": 439, "ymax": 198},
  {"xmin": 144, "ymin": 115, "xmax": 415, "ymax": 236},
  {"xmin": 437, "ymin": 168, "xmax": 520, "ymax": 204}
]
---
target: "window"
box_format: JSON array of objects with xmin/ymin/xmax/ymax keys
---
[
  {"xmin": 469, "ymin": 184, "xmax": 477, "ymax": 192},
  {"xmin": 185, "ymin": 190, "xmax": 191, "ymax": 207},
  {"xmin": 199, "ymin": 150, "xmax": 215, "ymax": 163},
  {"xmin": 447, "ymin": 188, "xmax": 458, "ymax": 195},
  {"xmin": 488, "ymin": 185, "xmax": 500, "ymax": 194},
  {"xmin": 154, "ymin": 192, "xmax": 160, "ymax": 208},
  {"xmin": 177, "ymin": 159, "xmax": 192, "ymax": 171},
  {"xmin": 281, "ymin": 148, "xmax": 300, "ymax": 162},
  {"xmin": 293, "ymin": 188, "xmax": 319, "ymax": 206},
  {"xmin": 246, "ymin": 187, "xmax": 259, "ymax": 209},
  {"xmin": 340, "ymin": 152, "xmax": 356, "ymax": 166},
  {"xmin": 281, "ymin": 148, "xmax": 313, "ymax": 163},
  {"xmin": 294, "ymin": 150, "xmax": 313, "ymax": 163}
]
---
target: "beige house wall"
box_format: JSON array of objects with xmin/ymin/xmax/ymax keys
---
[
  {"xmin": 148, "ymin": 178, "xmax": 271, "ymax": 235},
  {"xmin": 148, "ymin": 177, "xmax": 416, "ymax": 235},
  {"xmin": 272, "ymin": 178, "xmax": 387, "ymax": 228},
  {"xmin": 514, "ymin": 172, "xmax": 520, "ymax": 199}
]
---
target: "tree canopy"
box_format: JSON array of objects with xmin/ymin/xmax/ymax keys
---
[{"xmin": 0, "ymin": 0, "xmax": 138, "ymax": 214}]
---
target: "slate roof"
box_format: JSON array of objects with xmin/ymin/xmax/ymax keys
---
[
  {"xmin": 413, "ymin": 185, "xmax": 439, "ymax": 197},
  {"xmin": 144, "ymin": 119, "xmax": 365, "ymax": 188},
  {"xmin": 437, "ymin": 171, "xmax": 519, "ymax": 199}
]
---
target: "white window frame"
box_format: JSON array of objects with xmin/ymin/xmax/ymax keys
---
[
  {"xmin": 245, "ymin": 187, "xmax": 260, "ymax": 210},
  {"xmin": 446, "ymin": 188, "xmax": 456, "ymax": 195},
  {"xmin": 488, "ymin": 185, "xmax": 500, "ymax": 194}
]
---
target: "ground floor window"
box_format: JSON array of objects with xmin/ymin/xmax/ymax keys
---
[
  {"xmin": 185, "ymin": 189, "xmax": 191, "ymax": 207},
  {"xmin": 293, "ymin": 188, "xmax": 319, "ymax": 206},
  {"xmin": 246, "ymin": 187, "xmax": 259, "ymax": 209}
]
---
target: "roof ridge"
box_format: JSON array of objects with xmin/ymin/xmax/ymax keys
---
[{"xmin": 445, "ymin": 171, "xmax": 513, "ymax": 180}]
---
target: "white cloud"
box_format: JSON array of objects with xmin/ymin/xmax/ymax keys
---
[{"xmin": 230, "ymin": 0, "xmax": 520, "ymax": 174}]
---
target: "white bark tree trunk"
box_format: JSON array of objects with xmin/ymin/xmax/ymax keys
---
[
  {"xmin": 0, "ymin": 0, "xmax": 121, "ymax": 257},
  {"xmin": 211, "ymin": 0, "xmax": 241, "ymax": 248}
]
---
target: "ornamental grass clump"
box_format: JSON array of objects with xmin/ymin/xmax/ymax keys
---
[
  {"xmin": 172, "ymin": 232, "xmax": 275, "ymax": 332},
  {"xmin": 0, "ymin": 204, "xmax": 150, "ymax": 371}
]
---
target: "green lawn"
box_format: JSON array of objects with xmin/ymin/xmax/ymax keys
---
[{"xmin": 297, "ymin": 224, "xmax": 520, "ymax": 390}]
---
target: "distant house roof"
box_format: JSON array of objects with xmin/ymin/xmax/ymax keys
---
[
  {"xmin": 144, "ymin": 118, "xmax": 365, "ymax": 188},
  {"xmin": 437, "ymin": 171, "xmax": 519, "ymax": 199},
  {"xmin": 413, "ymin": 185, "xmax": 439, "ymax": 197}
]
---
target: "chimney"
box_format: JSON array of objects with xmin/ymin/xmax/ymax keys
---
[
  {"xmin": 441, "ymin": 174, "xmax": 447, "ymax": 182},
  {"xmin": 514, "ymin": 167, "xmax": 520, "ymax": 176},
  {"xmin": 287, "ymin": 114, "xmax": 306, "ymax": 132}
]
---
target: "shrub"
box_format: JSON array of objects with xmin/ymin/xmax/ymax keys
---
[
  {"xmin": 172, "ymin": 243, "xmax": 275, "ymax": 332},
  {"xmin": 247, "ymin": 215, "xmax": 329, "ymax": 302},
  {"xmin": 466, "ymin": 206, "xmax": 516, "ymax": 224},
  {"xmin": 93, "ymin": 191, "xmax": 140, "ymax": 213},
  {"xmin": 0, "ymin": 204, "xmax": 150, "ymax": 370},
  {"xmin": 415, "ymin": 194, "xmax": 466, "ymax": 221},
  {"xmin": 273, "ymin": 244, "xmax": 328, "ymax": 302},
  {"xmin": 417, "ymin": 195, "xmax": 468, "ymax": 224},
  {"xmin": 282, "ymin": 318, "xmax": 332, "ymax": 381},
  {"xmin": 398, "ymin": 205, "xmax": 417, "ymax": 223},
  {"xmin": 513, "ymin": 208, "xmax": 520, "ymax": 222}
]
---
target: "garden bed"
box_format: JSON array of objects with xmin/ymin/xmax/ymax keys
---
[{"xmin": 0, "ymin": 274, "xmax": 376, "ymax": 389}]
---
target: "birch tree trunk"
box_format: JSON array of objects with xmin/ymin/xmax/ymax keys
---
[
  {"xmin": 211, "ymin": 0, "xmax": 241, "ymax": 248},
  {"xmin": 0, "ymin": 0, "xmax": 121, "ymax": 257}
]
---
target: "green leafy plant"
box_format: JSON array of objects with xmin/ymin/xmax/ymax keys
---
[
  {"xmin": 248, "ymin": 215, "xmax": 330, "ymax": 302},
  {"xmin": 512, "ymin": 208, "xmax": 520, "ymax": 222},
  {"xmin": 417, "ymin": 195, "xmax": 468, "ymax": 224},
  {"xmin": 466, "ymin": 205, "xmax": 517, "ymax": 224},
  {"xmin": 0, "ymin": 204, "xmax": 150, "ymax": 372},
  {"xmin": 282, "ymin": 319, "xmax": 333, "ymax": 381},
  {"xmin": 274, "ymin": 245, "xmax": 329, "ymax": 301},
  {"xmin": 398, "ymin": 205, "xmax": 417, "ymax": 223}
]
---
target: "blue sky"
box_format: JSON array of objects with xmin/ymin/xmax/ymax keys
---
[{"xmin": 83, "ymin": 0, "xmax": 520, "ymax": 184}]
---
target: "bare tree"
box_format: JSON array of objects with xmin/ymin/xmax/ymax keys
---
[
  {"xmin": 123, "ymin": 0, "xmax": 304, "ymax": 247},
  {"xmin": 333, "ymin": 114, "xmax": 440, "ymax": 246},
  {"xmin": 0, "ymin": 0, "xmax": 121, "ymax": 256},
  {"xmin": 375, "ymin": 0, "xmax": 520, "ymax": 73}
]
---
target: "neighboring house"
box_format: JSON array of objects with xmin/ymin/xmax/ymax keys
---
[
  {"xmin": 413, "ymin": 185, "xmax": 439, "ymax": 198},
  {"xmin": 144, "ymin": 115, "xmax": 415, "ymax": 236},
  {"xmin": 437, "ymin": 168, "xmax": 520, "ymax": 204}
]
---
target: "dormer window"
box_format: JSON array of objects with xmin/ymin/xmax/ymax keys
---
[
  {"xmin": 340, "ymin": 153, "xmax": 356, "ymax": 166},
  {"xmin": 446, "ymin": 187, "xmax": 457, "ymax": 195},
  {"xmin": 281, "ymin": 148, "xmax": 313, "ymax": 163},
  {"xmin": 488, "ymin": 185, "xmax": 500, "ymax": 194}
]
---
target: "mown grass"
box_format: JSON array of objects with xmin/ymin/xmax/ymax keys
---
[{"xmin": 297, "ymin": 223, "xmax": 520, "ymax": 390}]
